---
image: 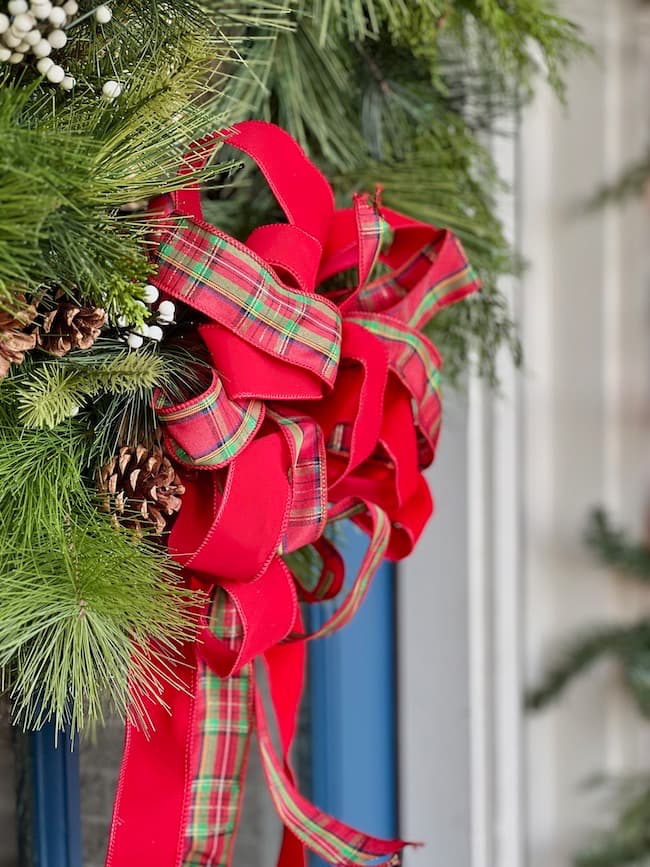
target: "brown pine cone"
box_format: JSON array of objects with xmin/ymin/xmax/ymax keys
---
[
  {"xmin": 39, "ymin": 303, "xmax": 106, "ymax": 357},
  {"xmin": 98, "ymin": 444, "xmax": 185, "ymax": 535},
  {"xmin": 0, "ymin": 297, "xmax": 38, "ymax": 379}
]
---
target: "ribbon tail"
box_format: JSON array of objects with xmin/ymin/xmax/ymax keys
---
[
  {"xmin": 105, "ymin": 635, "xmax": 199, "ymax": 867},
  {"xmin": 105, "ymin": 591, "xmax": 256, "ymax": 867},
  {"xmin": 181, "ymin": 590, "xmax": 255, "ymax": 866},
  {"xmin": 255, "ymin": 683, "xmax": 407, "ymax": 866}
]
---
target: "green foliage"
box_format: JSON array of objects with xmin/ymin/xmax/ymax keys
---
[
  {"xmin": 214, "ymin": 0, "xmax": 582, "ymax": 382},
  {"xmin": 449, "ymin": 0, "xmax": 586, "ymax": 100},
  {"xmin": 14, "ymin": 350, "xmax": 167, "ymax": 429},
  {"xmin": 573, "ymin": 780, "xmax": 650, "ymax": 867},
  {"xmin": 585, "ymin": 509, "xmax": 650, "ymax": 582},
  {"xmin": 526, "ymin": 621, "xmax": 650, "ymax": 719},
  {"xmin": 587, "ymin": 149, "xmax": 650, "ymax": 210},
  {"xmin": 0, "ymin": 0, "xmax": 583, "ymax": 736},
  {"xmin": 529, "ymin": 511, "xmax": 650, "ymax": 866},
  {"xmin": 0, "ymin": 399, "xmax": 195, "ymax": 732}
]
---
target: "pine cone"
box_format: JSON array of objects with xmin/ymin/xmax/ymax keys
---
[
  {"xmin": 39, "ymin": 303, "xmax": 106, "ymax": 357},
  {"xmin": 98, "ymin": 444, "xmax": 185, "ymax": 535},
  {"xmin": 0, "ymin": 297, "xmax": 38, "ymax": 378}
]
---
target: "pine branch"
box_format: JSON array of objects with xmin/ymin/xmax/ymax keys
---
[
  {"xmin": 586, "ymin": 150, "xmax": 650, "ymax": 210},
  {"xmin": 449, "ymin": 0, "xmax": 587, "ymax": 101},
  {"xmin": 0, "ymin": 399, "xmax": 196, "ymax": 732},
  {"xmin": 526, "ymin": 625, "xmax": 636, "ymax": 711},
  {"xmin": 585, "ymin": 509, "xmax": 650, "ymax": 583},
  {"xmin": 1, "ymin": 518, "xmax": 196, "ymax": 733},
  {"xmin": 574, "ymin": 781, "xmax": 650, "ymax": 867},
  {"xmin": 15, "ymin": 351, "xmax": 168, "ymax": 430}
]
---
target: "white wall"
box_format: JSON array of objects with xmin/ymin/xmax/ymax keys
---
[
  {"xmin": 523, "ymin": 2, "xmax": 650, "ymax": 865},
  {"xmin": 399, "ymin": 2, "xmax": 650, "ymax": 865}
]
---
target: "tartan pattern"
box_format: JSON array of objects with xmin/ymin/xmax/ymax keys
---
[
  {"xmin": 347, "ymin": 313, "xmax": 442, "ymax": 468},
  {"xmin": 182, "ymin": 590, "xmax": 254, "ymax": 867},
  {"xmin": 153, "ymin": 218, "xmax": 341, "ymax": 388},
  {"xmin": 354, "ymin": 193, "xmax": 386, "ymax": 292},
  {"xmin": 357, "ymin": 231, "xmax": 480, "ymax": 330},
  {"xmin": 155, "ymin": 372, "xmax": 264, "ymax": 469},
  {"xmin": 256, "ymin": 679, "xmax": 401, "ymax": 866},
  {"xmin": 269, "ymin": 408, "xmax": 328, "ymax": 554},
  {"xmin": 298, "ymin": 501, "xmax": 391, "ymax": 641},
  {"xmin": 326, "ymin": 422, "xmax": 352, "ymax": 458},
  {"xmin": 293, "ymin": 538, "xmax": 344, "ymax": 602}
]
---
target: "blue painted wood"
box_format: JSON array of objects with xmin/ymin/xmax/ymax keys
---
[
  {"xmin": 308, "ymin": 523, "xmax": 398, "ymax": 866},
  {"xmin": 31, "ymin": 724, "xmax": 82, "ymax": 867}
]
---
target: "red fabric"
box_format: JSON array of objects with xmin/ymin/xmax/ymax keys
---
[{"xmin": 106, "ymin": 120, "xmax": 480, "ymax": 867}]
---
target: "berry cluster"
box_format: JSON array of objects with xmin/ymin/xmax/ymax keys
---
[
  {"xmin": 0, "ymin": 0, "xmax": 115, "ymax": 93},
  {"xmin": 118, "ymin": 285, "xmax": 176, "ymax": 350}
]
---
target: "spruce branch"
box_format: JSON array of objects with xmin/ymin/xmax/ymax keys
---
[{"xmin": 450, "ymin": 0, "xmax": 587, "ymax": 101}]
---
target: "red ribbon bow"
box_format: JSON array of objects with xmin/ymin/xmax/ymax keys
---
[{"xmin": 106, "ymin": 121, "xmax": 480, "ymax": 867}]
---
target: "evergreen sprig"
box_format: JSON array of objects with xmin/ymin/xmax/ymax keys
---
[
  {"xmin": 529, "ymin": 510, "xmax": 650, "ymax": 866},
  {"xmin": 14, "ymin": 351, "xmax": 168, "ymax": 430},
  {"xmin": 215, "ymin": 0, "xmax": 581, "ymax": 382},
  {"xmin": 0, "ymin": 399, "xmax": 196, "ymax": 732},
  {"xmin": 585, "ymin": 509, "xmax": 650, "ymax": 583},
  {"xmin": 574, "ymin": 780, "xmax": 650, "ymax": 867}
]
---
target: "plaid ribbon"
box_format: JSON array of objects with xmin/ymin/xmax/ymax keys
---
[
  {"xmin": 107, "ymin": 120, "xmax": 481, "ymax": 867},
  {"xmin": 183, "ymin": 590, "xmax": 254, "ymax": 867}
]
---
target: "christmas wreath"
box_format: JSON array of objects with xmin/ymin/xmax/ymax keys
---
[{"xmin": 0, "ymin": 0, "xmax": 582, "ymax": 864}]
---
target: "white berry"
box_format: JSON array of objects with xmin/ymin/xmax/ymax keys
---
[
  {"xmin": 45, "ymin": 63, "xmax": 64, "ymax": 83},
  {"xmin": 147, "ymin": 325, "xmax": 163, "ymax": 342},
  {"xmin": 101, "ymin": 79, "xmax": 121, "ymax": 101},
  {"xmin": 12, "ymin": 12, "xmax": 34, "ymax": 31},
  {"xmin": 126, "ymin": 333, "xmax": 144, "ymax": 350},
  {"xmin": 2, "ymin": 31, "xmax": 22, "ymax": 47},
  {"xmin": 157, "ymin": 300, "xmax": 175, "ymax": 322},
  {"xmin": 94, "ymin": 4, "xmax": 112, "ymax": 23},
  {"xmin": 36, "ymin": 55, "xmax": 53, "ymax": 74},
  {"xmin": 8, "ymin": 0, "xmax": 28, "ymax": 14},
  {"xmin": 60, "ymin": 74, "xmax": 75, "ymax": 90},
  {"xmin": 31, "ymin": 1, "xmax": 52, "ymax": 19},
  {"xmin": 48, "ymin": 6, "xmax": 66, "ymax": 26},
  {"xmin": 32, "ymin": 38, "xmax": 52, "ymax": 57},
  {"xmin": 0, "ymin": 47, "xmax": 11, "ymax": 61},
  {"xmin": 8, "ymin": 51, "xmax": 24, "ymax": 63},
  {"xmin": 47, "ymin": 28, "xmax": 66, "ymax": 49},
  {"xmin": 69, "ymin": 405, "xmax": 80, "ymax": 418},
  {"xmin": 142, "ymin": 284, "xmax": 159, "ymax": 304},
  {"xmin": 62, "ymin": 0, "xmax": 77, "ymax": 14},
  {"xmin": 0, "ymin": 14, "xmax": 8, "ymax": 34},
  {"xmin": 116, "ymin": 315, "xmax": 128, "ymax": 328},
  {"xmin": 24, "ymin": 27, "xmax": 42, "ymax": 45}
]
